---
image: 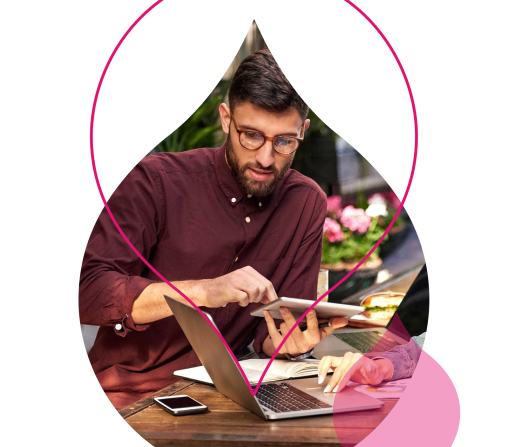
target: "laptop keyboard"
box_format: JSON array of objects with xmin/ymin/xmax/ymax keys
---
[
  {"xmin": 333, "ymin": 331, "xmax": 398, "ymax": 354},
  {"xmin": 257, "ymin": 382, "xmax": 331, "ymax": 413}
]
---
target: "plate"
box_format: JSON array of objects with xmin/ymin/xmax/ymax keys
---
[{"xmin": 348, "ymin": 313, "xmax": 390, "ymax": 328}]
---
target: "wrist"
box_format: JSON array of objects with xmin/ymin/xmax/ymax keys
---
[
  {"xmin": 376, "ymin": 358, "xmax": 394, "ymax": 381},
  {"xmin": 171, "ymin": 280, "xmax": 207, "ymax": 307},
  {"xmin": 285, "ymin": 348, "xmax": 314, "ymax": 361},
  {"xmin": 262, "ymin": 335, "xmax": 286, "ymax": 358}
]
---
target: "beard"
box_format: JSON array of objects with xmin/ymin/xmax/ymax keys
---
[{"xmin": 224, "ymin": 135, "xmax": 295, "ymax": 197}]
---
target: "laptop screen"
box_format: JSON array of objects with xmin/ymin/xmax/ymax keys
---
[{"xmin": 386, "ymin": 264, "xmax": 429, "ymax": 339}]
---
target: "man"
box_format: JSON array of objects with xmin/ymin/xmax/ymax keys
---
[{"xmin": 80, "ymin": 49, "xmax": 346, "ymax": 410}]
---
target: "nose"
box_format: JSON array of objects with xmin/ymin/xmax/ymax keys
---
[{"xmin": 255, "ymin": 140, "xmax": 275, "ymax": 168}]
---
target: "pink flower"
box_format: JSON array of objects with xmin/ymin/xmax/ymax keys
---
[
  {"xmin": 326, "ymin": 195, "xmax": 342, "ymax": 218},
  {"xmin": 323, "ymin": 217, "xmax": 343, "ymax": 242},
  {"xmin": 383, "ymin": 191, "xmax": 401, "ymax": 209},
  {"xmin": 340, "ymin": 205, "xmax": 371, "ymax": 234}
]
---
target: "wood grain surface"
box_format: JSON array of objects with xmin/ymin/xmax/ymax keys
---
[
  {"xmin": 119, "ymin": 380, "xmax": 195, "ymax": 419},
  {"xmin": 123, "ymin": 380, "xmax": 397, "ymax": 447}
]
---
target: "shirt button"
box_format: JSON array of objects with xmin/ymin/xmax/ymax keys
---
[
  {"xmin": 231, "ymin": 198, "xmax": 236, "ymax": 203},
  {"xmin": 259, "ymin": 202, "xmax": 262, "ymax": 207},
  {"xmin": 235, "ymin": 257, "xmax": 238, "ymax": 262},
  {"xmin": 115, "ymin": 324, "xmax": 123, "ymax": 331},
  {"xmin": 247, "ymin": 194, "xmax": 252, "ymax": 198},
  {"xmin": 245, "ymin": 217, "xmax": 251, "ymax": 223}
]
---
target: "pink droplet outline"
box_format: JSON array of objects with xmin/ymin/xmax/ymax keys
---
[{"xmin": 89, "ymin": 0, "xmax": 418, "ymax": 397}]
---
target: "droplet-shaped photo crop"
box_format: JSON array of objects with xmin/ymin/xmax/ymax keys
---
[{"xmin": 82, "ymin": 20, "xmax": 428, "ymax": 445}]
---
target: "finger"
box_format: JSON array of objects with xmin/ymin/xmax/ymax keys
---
[
  {"xmin": 260, "ymin": 295, "xmax": 271, "ymax": 304},
  {"xmin": 235, "ymin": 291, "xmax": 250, "ymax": 307},
  {"xmin": 324, "ymin": 352, "xmax": 357, "ymax": 392},
  {"xmin": 262, "ymin": 279, "xmax": 278, "ymax": 302},
  {"xmin": 334, "ymin": 353, "xmax": 364, "ymax": 393},
  {"xmin": 243, "ymin": 266, "xmax": 278, "ymax": 302},
  {"xmin": 305, "ymin": 309, "xmax": 319, "ymax": 331},
  {"xmin": 238, "ymin": 292, "xmax": 250, "ymax": 307},
  {"xmin": 324, "ymin": 352, "xmax": 353, "ymax": 391},
  {"xmin": 317, "ymin": 356, "xmax": 340, "ymax": 384},
  {"xmin": 232, "ymin": 274, "xmax": 264, "ymax": 303},
  {"xmin": 278, "ymin": 322, "xmax": 298, "ymax": 354},
  {"xmin": 336, "ymin": 357, "xmax": 364, "ymax": 392},
  {"xmin": 320, "ymin": 317, "xmax": 348, "ymax": 337},
  {"xmin": 302, "ymin": 309, "xmax": 322, "ymax": 347},
  {"xmin": 279, "ymin": 307, "xmax": 307, "ymax": 351},
  {"xmin": 263, "ymin": 310, "xmax": 284, "ymax": 352}
]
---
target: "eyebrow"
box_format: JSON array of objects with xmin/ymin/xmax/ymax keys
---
[{"xmin": 236, "ymin": 123, "xmax": 299, "ymax": 137}]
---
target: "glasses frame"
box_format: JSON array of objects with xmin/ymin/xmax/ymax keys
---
[{"xmin": 230, "ymin": 116, "xmax": 304, "ymax": 155}]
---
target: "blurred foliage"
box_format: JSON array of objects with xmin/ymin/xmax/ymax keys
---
[
  {"xmin": 305, "ymin": 109, "xmax": 339, "ymax": 139},
  {"xmin": 153, "ymin": 80, "xmax": 230, "ymax": 153},
  {"xmin": 292, "ymin": 109, "xmax": 339, "ymax": 184}
]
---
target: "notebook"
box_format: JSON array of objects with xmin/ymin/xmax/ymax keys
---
[
  {"xmin": 164, "ymin": 294, "xmax": 383, "ymax": 420},
  {"xmin": 314, "ymin": 264, "xmax": 429, "ymax": 358},
  {"xmin": 174, "ymin": 358, "xmax": 330, "ymax": 385}
]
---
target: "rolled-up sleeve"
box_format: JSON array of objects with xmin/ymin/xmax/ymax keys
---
[
  {"xmin": 79, "ymin": 160, "xmax": 164, "ymax": 336},
  {"xmin": 373, "ymin": 334, "xmax": 424, "ymax": 380}
]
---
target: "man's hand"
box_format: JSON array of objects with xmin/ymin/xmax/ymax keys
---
[
  {"xmin": 317, "ymin": 353, "xmax": 394, "ymax": 393},
  {"xmin": 263, "ymin": 307, "xmax": 347, "ymax": 356},
  {"xmin": 198, "ymin": 266, "xmax": 278, "ymax": 308}
]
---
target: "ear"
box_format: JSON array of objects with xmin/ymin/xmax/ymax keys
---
[
  {"xmin": 218, "ymin": 103, "xmax": 231, "ymax": 134},
  {"xmin": 302, "ymin": 118, "xmax": 310, "ymax": 136}
]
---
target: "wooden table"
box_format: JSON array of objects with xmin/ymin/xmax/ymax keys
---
[
  {"xmin": 121, "ymin": 379, "xmax": 397, "ymax": 447},
  {"xmin": 120, "ymin": 264, "xmax": 417, "ymax": 445}
]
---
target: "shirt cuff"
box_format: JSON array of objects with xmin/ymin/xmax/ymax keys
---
[
  {"xmin": 101, "ymin": 276, "xmax": 158, "ymax": 337},
  {"xmin": 372, "ymin": 340, "xmax": 421, "ymax": 381}
]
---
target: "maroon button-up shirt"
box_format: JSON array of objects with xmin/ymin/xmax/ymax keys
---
[{"xmin": 80, "ymin": 144, "xmax": 326, "ymax": 409}]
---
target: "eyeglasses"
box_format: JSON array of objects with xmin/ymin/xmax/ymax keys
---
[{"xmin": 230, "ymin": 116, "xmax": 304, "ymax": 155}]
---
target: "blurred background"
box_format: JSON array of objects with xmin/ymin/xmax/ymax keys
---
[{"xmin": 82, "ymin": 22, "xmax": 424, "ymax": 352}]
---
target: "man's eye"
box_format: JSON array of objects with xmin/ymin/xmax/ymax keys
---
[
  {"xmin": 276, "ymin": 137, "xmax": 293, "ymax": 146},
  {"xmin": 245, "ymin": 131, "xmax": 263, "ymax": 139}
]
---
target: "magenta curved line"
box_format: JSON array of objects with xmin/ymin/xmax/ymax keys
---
[
  {"xmin": 252, "ymin": 0, "xmax": 418, "ymax": 392},
  {"xmin": 88, "ymin": 0, "xmax": 253, "ymax": 391},
  {"xmin": 89, "ymin": 0, "xmax": 418, "ymax": 398}
]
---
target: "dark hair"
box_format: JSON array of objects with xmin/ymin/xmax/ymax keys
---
[{"xmin": 228, "ymin": 49, "xmax": 309, "ymax": 122}]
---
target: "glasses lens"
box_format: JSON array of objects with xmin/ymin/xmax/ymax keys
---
[
  {"xmin": 274, "ymin": 137, "xmax": 299, "ymax": 154},
  {"xmin": 240, "ymin": 131, "xmax": 265, "ymax": 150}
]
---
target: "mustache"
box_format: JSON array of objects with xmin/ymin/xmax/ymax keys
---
[{"xmin": 242, "ymin": 162, "xmax": 277, "ymax": 174}]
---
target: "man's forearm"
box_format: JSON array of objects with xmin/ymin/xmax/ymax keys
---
[
  {"xmin": 131, "ymin": 280, "xmax": 204, "ymax": 324},
  {"xmin": 131, "ymin": 266, "xmax": 278, "ymax": 325}
]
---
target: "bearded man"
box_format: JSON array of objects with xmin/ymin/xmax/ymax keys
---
[{"xmin": 80, "ymin": 50, "xmax": 346, "ymax": 410}]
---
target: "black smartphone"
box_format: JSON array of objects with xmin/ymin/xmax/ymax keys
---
[{"xmin": 153, "ymin": 395, "xmax": 208, "ymax": 416}]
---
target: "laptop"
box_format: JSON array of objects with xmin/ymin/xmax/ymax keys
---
[
  {"xmin": 313, "ymin": 264, "xmax": 429, "ymax": 359},
  {"xmin": 164, "ymin": 295, "xmax": 383, "ymax": 420}
]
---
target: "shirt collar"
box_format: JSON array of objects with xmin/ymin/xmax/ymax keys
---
[{"xmin": 214, "ymin": 144, "xmax": 247, "ymax": 207}]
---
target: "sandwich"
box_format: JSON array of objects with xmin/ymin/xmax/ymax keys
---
[{"xmin": 360, "ymin": 292, "xmax": 405, "ymax": 320}]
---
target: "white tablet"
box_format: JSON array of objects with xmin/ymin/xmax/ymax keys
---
[{"xmin": 250, "ymin": 297, "xmax": 364, "ymax": 320}]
